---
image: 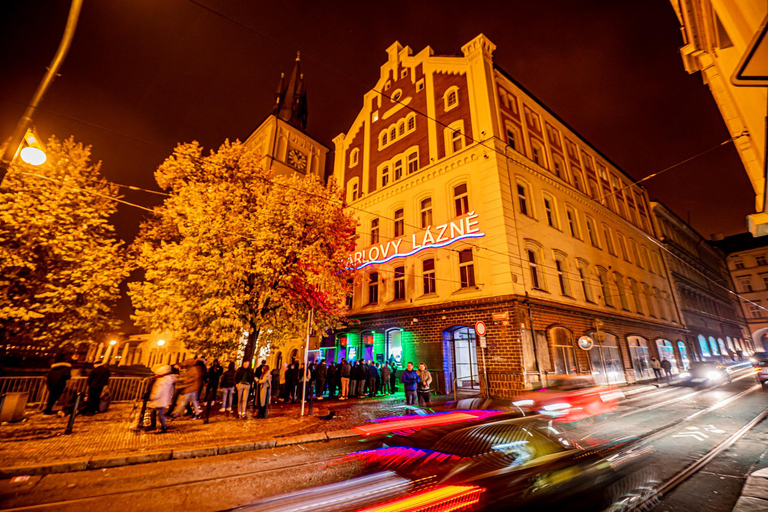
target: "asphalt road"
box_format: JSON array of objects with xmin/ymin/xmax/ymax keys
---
[{"xmin": 2, "ymin": 369, "xmax": 767, "ymax": 512}]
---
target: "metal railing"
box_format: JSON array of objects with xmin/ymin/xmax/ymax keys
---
[{"xmin": 0, "ymin": 376, "xmax": 151, "ymax": 405}]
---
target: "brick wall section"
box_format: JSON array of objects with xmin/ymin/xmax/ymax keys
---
[
  {"xmin": 342, "ymin": 293, "xmax": 688, "ymax": 397},
  {"xmin": 344, "ymin": 126, "xmax": 365, "ymax": 192},
  {"xmin": 433, "ymin": 72, "xmax": 473, "ymax": 160}
]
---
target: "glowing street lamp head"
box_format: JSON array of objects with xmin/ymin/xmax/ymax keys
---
[
  {"xmin": 157, "ymin": 339, "xmax": 166, "ymax": 346},
  {"xmin": 109, "ymin": 340, "xmax": 117, "ymax": 346},
  {"xmin": 19, "ymin": 146, "xmax": 46, "ymax": 166}
]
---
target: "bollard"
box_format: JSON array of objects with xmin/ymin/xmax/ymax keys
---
[{"xmin": 64, "ymin": 392, "xmax": 84, "ymax": 435}]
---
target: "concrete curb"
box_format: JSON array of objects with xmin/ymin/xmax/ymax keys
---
[
  {"xmin": 733, "ymin": 469, "xmax": 768, "ymax": 511},
  {"xmin": 0, "ymin": 428, "xmax": 357, "ymax": 478}
]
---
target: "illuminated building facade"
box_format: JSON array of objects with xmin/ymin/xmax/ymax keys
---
[
  {"xmin": 652, "ymin": 202, "xmax": 752, "ymax": 361},
  {"xmin": 331, "ymin": 35, "xmax": 689, "ymax": 396}
]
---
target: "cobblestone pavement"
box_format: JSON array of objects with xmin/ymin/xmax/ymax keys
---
[{"xmin": 0, "ymin": 393, "xmax": 414, "ymax": 468}]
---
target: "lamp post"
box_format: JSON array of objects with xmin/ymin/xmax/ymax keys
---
[{"xmin": 0, "ymin": 0, "xmax": 84, "ymax": 185}]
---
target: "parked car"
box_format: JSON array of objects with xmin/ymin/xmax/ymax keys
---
[
  {"xmin": 679, "ymin": 362, "xmax": 732, "ymax": 387},
  {"xmin": 510, "ymin": 375, "xmax": 623, "ymax": 422}
]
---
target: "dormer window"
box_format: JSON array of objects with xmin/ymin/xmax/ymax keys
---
[{"xmin": 444, "ymin": 86, "xmax": 460, "ymax": 111}]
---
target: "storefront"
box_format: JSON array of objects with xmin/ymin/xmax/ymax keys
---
[
  {"xmin": 655, "ymin": 339, "xmax": 679, "ymax": 374},
  {"xmin": 628, "ymin": 335, "xmax": 652, "ymax": 381},
  {"xmin": 588, "ymin": 332, "xmax": 626, "ymax": 385}
]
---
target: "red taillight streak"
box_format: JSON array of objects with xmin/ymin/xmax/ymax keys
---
[
  {"xmin": 353, "ymin": 412, "xmax": 486, "ymax": 436},
  {"xmin": 354, "ymin": 485, "xmax": 483, "ymax": 512}
]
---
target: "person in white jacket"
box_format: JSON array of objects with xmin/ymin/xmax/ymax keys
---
[{"xmin": 147, "ymin": 365, "xmax": 177, "ymax": 433}]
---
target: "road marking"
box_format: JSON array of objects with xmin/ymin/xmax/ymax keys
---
[
  {"xmin": 672, "ymin": 429, "xmax": 709, "ymax": 442},
  {"xmin": 704, "ymin": 425, "xmax": 726, "ymax": 434}
]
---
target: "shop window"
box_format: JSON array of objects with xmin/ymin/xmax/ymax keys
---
[
  {"xmin": 420, "ymin": 197, "xmax": 432, "ymax": 228},
  {"xmin": 454, "ymin": 183, "xmax": 469, "ymax": 217},
  {"xmin": 422, "ymin": 258, "xmax": 436, "ymax": 294},
  {"xmin": 628, "ymin": 336, "xmax": 652, "ymax": 381},
  {"xmin": 551, "ymin": 327, "xmax": 577, "ymax": 375},
  {"xmin": 370, "ymin": 218, "xmax": 379, "ymax": 245},
  {"xmin": 698, "ymin": 334, "xmax": 712, "ymax": 357},
  {"xmin": 394, "ymin": 266, "xmax": 405, "ymax": 300},
  {"xmin": 459, "ymin": 249, "xmax": 475, "ymax": 288},
  {"xmin": 394, "ymin": 208, "xmax": 404, "ymax": 237}
]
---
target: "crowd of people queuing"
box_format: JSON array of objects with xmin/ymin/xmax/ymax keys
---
[{"xmin": 45, "ymin": 353, "xmax": 435, "ymax": 434}]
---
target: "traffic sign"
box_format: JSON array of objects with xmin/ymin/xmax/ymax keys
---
[
  {"xmin": 475, "ymin": 321, "xmax": 486, "ymax": 337},
  {"xmin": 479, "ymin": 335, "xmax": 487, "ymax": 348},
  {"xmin": 732, "ymin": 15, "xmax": 768, "ymax": 87}
]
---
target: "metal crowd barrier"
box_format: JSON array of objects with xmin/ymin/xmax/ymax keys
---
[{"xmin": 0, "ymin": 376, "xmax": 151, "ymax": 405}]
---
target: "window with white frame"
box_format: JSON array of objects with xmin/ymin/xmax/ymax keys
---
[
  {"xmin": 629, "ymin": 278, "xmax": 643, "ymax": 314},
  {"xmin": 585, "ymin": 216, "xmax": 599, "ymax": 247},
  {"xmin": 347, "ymin": 178, "xmax": 360, "ymax": 203},
  {"xmin": 445, "ymin": 120, "xmax": 465, "ymax": 155},
  {"xmin": 553, "ymin": 155, "xmax": 565, "ymax": 179},
  {"xmin": 633, "ymin": 242, "xmax": 645, "ymax": 268},
  {"xmin": 602, "ymin": 225, "xmax": 615, "ymax": 255},
  {"xmin": 597, "ymin": 268, "xmax": 614, "ymax": 307},
  {"xmin": 380, "ymin": 164, "xmax": 390, "ymax": 187},
  {"xmin": 394, "ymin": 266, "xmax": 406, "ymax": 300},
  {"xmin": 740, "ymin": 278, "xmax": 753, "ymax": 292},
  {"xmin": 444, "ymin": 86, "xmax": 459, "ymax": 111},
  {"xmin": 394, "ymin": 208, "xmax": 404, "ymax": 237},
  {"xmin": 506, "ymin": 124, "xmax": 521, "ymax": 152},
  {"xmin": 517, "ymin": 183, "xmax": 531, "ymax": 217},
  {"xmin": 393, "ymin": 158, "xmax": 403, "ymax": 181},
  {"xmin": 555, "ymin": 257, "xmax": 571, "ymax": 297},
  {"xmin": 368, "ymin": 272, "xmax": 379, "ymax": 304},
  {"xmin": 543, "ymin": 194, "xmax": 558, "ymax": 228},
  {"xmin": 459, "ymin": 249, "xmax": 476, "ymax": 288},
  {"xmin": 565, "ymin": 205, "xmax": 580, "ymax": 239},
  {"xmin": 749, "ymin": 301, "xmax": 763, "ymax": 318},
  {"xmin": 370, "ymin": 218, "xmax": 379, "ymax": 245},
  {"xmin": 528, "ymin": 248, "xmax": 544, "ymax": 290},
  {"xmin": 420, "ymin": 197, "xmax": 432, "ymax": 228},
  {"xmin": 572, "ymin": 170, "xmax": 585, "ymax": 193},
  {"xmin": 422, "ymin": 258, "xmax": 436, "ymax": 294},
  {"xmin": 407, "ymin": 151, "xmax": 418, "ymax": 174},
  {"xmin": 577, "ymin": 262, "xmax": 593, "ymax": 302},
  {"xmin": 734, "ymin": 259, "xmax": 744, "ymax": 269},
  {"xmin": 349, "ymin": 148, "xmax": 359, "ymax": 167},
  {"xmin": 617, "ymin": 232, "xmax": 630, "ymax": 262},
  {"xmin": 531, "ymin": 139, "xmax": 547, "ymax": 168},
  {"xmin": 615, "ymin": 274, "xmax": 629, "ymax": 311},
  {"xmin": 643, "ymin": 283, "xmax": 656, "ymax": 317},
  {"xmin": 454, "ymin": 183, "xmax": 469, "ymax": 217}
]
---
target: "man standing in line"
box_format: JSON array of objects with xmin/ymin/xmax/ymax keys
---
[
  {"xmin": 43, "ymin": 354, "xmax": 71, "ymax": 415},
  {"xmin": 401, "ymin": 362, "xmax": 419, "ymax": 405},
  {"xmin": 380, "ymin": 362, "xmax": 391, "ymax": 396},
  {"xmin": 315, "ymin": 359, "xmax": 327, "ymax": 400},
  {"xmin": 389, "ymin": 362, "xmax": 398, "ymax": 394},
  {"xmin": 85, "ymin": 360, "xmax": 110, "ymax": 414},
  {"xmin": 327, "ymin": 362, "xmax": 337, "ymax": 399},
  {"xmin": 368, "ymin": 361, "xmax": 379, "ymax": 397},
  {"xmin": 206, "ymin": 358, "xmax": 223, "ymax": 407},
  {"xmin": 339, "ymin": 359, "xmax": 351, "ymax": 400}
]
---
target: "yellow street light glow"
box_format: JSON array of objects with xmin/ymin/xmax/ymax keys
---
[
  {"xmin": 109, "ymin": 340, "xmax": 117, "ymax": 346},
  {"xmin": 157, "ymin": 339, "xmax": 166, "ymax": 346},
  {"xmin": 25, "ymin": 133, "xmax": 37, "ymax": 145},
  {"xmin": 20, "ymin": 146, "xmax": 46, "ymax": 166}
]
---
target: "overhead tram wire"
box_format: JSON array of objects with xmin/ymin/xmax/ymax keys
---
[{"xmin": 9, "ymin": 3, "xmax": 756, "ymax": 312}]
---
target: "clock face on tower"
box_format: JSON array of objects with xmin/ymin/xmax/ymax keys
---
[{"xmin": 287, "ymin": 148, "xmax": 307, "ymax": 171}]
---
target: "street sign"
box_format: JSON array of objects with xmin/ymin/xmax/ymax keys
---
[
  {"xmin": 733, "ymin": 15, "xmax": 768, "ymax": 86},
  {"xmin": 479, "ymin": 335, "xmax": 487, "ymax": 348},
  {"xmin": 578, "ymin": 336, "xmax": 594, "ymax": 351},
  {"xmin": 492, "ymin": 311, "xmax": 509, "ymax": 321},
  {"xmin": 475, "ymin": 321, "xmax": 487, "ymax": 337}
]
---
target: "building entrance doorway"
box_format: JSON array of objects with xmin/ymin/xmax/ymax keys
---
[{"xmin": 445, "ymin": 326, "xmax": 479, "ymax": 391}]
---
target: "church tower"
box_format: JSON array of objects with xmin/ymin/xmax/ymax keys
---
[{"xmin": 245, "ymin": 52, "xmax": 328, "ymax": 179}]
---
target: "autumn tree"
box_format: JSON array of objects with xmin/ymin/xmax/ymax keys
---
[
  {"xmin": 129, "ymin": 140, "xmax": 357, "ymax": 360},
  {"xmin": 0, "ymin": 136, "xmax": 129, "ymax": 351}
]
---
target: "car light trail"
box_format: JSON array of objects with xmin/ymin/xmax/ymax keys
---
[{"xmin": 354, "ymin": 485, "xmax": 484, "ymax": 512}]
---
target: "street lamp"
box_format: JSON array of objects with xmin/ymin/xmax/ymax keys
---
[
  {"xmin": 19, "ymin": 131, "xmax": 46, "ymax": 166},
  {"xmin": 157, "ymin": 339, "xmax": 166, "ymax": 346},
  {"xmin": 109, "ymin": 340, "xmax": 117, "ymax": 346}
]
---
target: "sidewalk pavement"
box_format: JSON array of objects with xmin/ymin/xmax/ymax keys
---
[
  {"xmin": 732, "ymin": 420, "xmax": 768, "ymax": 512},
  {"xmin": 0, "ymin": 378, "xmax": 686, "ymax": 478},
  {"xmin": 0, "ymin": 392, "xmax": 413, "ymax": 477}
]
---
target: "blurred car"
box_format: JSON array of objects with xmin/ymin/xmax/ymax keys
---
[
  {"xmin": 678, "ymin": 361, "xmax": 732, "ymax": 386},
  {"xmin": 510, "ymin": 375, "xmax": 623, "ymax": 422},
  {"xmin": 751, "ymin": 355, "xmax": 768, "ymax": 387},
  {"xmin": 244, "ymin": 415, "xmax": 656, "ymax": 512}
]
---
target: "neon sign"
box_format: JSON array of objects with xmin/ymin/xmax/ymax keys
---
[{"xmin": 350, "ymin": 212, "xmax": 485, "ymax": 269}]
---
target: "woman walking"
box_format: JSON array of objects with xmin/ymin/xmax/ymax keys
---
[{"xmin": 146, "ymin": 364, "xmax": 177, "ymax": 433}]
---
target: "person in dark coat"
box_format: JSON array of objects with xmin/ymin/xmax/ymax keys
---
[
  {"xmin": 375, "ymin": 363, "xmax": 382, "ymax": 395},
  {"xmin": 206, "ymin": 359, "xmax": 223, "ymax": 406},
  {"xmin": 389, "ymin": 362, "xmax": 398, "ymax": 394},
  {"xmin": 401, "ymin": 362, "xmax": 419, "ymax": 405},
  {"xmin": 85, "ymin": 361, "xmax": 110, "ymax": 414},
  {"xmin": 380, "ymin": 363, "xmax": 391, "ymax": 396},
  {"xmin": 339, "ymin": 359, "xmax": 351, "ymax": 400},
  {"xmin": 44, "ymin": 354, "xmax": 71, "ymax": 415},
  {"xmin": 315, "ymin": 360, "xmax": 327, "ymax": 399},
  {"xmin": 368, "ymin": 362, "xmax": 379, "ymax": 397},
  {"xmin": 349, "ymin": 360, "xmax": 359, "ymax": 398},
  {"xmin": 327, "ymin": 362, "xmax": 337, "ymax": 399},
  {"xmin": 661, "ymin": 358, "xmax": 673, "ymax": 383},
  {"xmin": 286, "ymin": 360, "xmax": 299, "ymax": 402},
  {"xmin": 234, "ymin": 360, "xmax": 254, "ymax": 418},
  {"xmin": 220, "ymin": 362, "xmax": 236, "ymax": 412},
  {"xmin": 255, "ymin": 366, "xmax": 272, "ymax": 418}
]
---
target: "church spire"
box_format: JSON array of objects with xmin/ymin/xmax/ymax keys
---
[{"xmin": 274, "ymin": 52, "xmax": 308, "ymax": 130}]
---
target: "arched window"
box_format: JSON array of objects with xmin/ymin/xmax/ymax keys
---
[
  {"xmin": 550, "ymin": 327, "xmax": 577, "ymax": 374},
  {"xmin": 615, "ymin": 273, "xmax": 629, "ymax": 311},
  {"xmin": 597, "ymin": 268, "xmax": 613, "ymax": 307},
  {"xmin": 506, "ymin": 123, "xmax": 521, "ymax": 152},
  {"xmin": 531, "ymin": 139, "xmax": 547, "ymax": 169},
  {"xmin": 708, "ymin": 336, "xmax": 720, "ymax": 356},
  {"xmin": 420, "ymin": 197, "xmax": 432, "ymax": 228},
  {"xmin": 677, "ymin": 341, "xmax": 690, "ymax": 369},
  {"xmin": 628, "ymin": 336, "xmax": 652, "ymax": 381},
  {"xmin": 527, "ymin": 248, "xmax": 544, "ymax": 290},
  {"xmin": 368, "ymin": 272, "xmax": 379, "ymax": 304},
  {"xmin": 445, "ymin": 120, "xmax": 465, "ymax": 155},
  {"xmin": 422, "ymin": 258, "xmax": 436, "ymax": 294},
  {"xmin": 381, "ymin": 131, "xmax": 388, "ymax": 146},
  {"xmin": 552, "ymin": 154, "xmax": 565, "ymax": 179},
  {"xmin": 554, "ymin": 254, "xmax": 570, "ymax": 297},
  {"xmin": 698, "ymin": 334, "xmax": 712, "ymax": 358},
  {"xmin": 390, "ymin": 127, "xmax": 397, "ymax": 141},
  {"xmin": 393, "ymin": 208, "xmax": 404, "ymax": 237},
  {"xmin": 380, "ymin": 165, "xmax": 390, "ymax": 187},
  {"xmin": 577, "ymin": 261, "xmax": 593, "ymax": 303},
  {"xmin": 407, "ymin": 114, "xmax": 416, "ymax": 131},
  {"xmin": 349, "ymin": 148, "xmax": 359, "ymax": 167},
  {"xmin": 628, "ymin": 278, "xmax": 643, "ymax": 314},
  {"xmin": 394, "ymin": 266, "xmax": 406, "ymax": 300},
  {"xmin": 398, "ymin": 121, "xmax": 405, "ymax": 136},
  {"xmin": 370, "ymin": 218, "xmax": 379, "ymax": 245},
  {"xmin": 444, "ymin": 86, "xmax": 459, "ymax": 110}
]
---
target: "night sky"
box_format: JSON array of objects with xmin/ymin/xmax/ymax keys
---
[{"xmin": 1, "ymin": 0, "xmax": 754, "ymax": 328}]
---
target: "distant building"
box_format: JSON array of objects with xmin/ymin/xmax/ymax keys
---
[
  {"xmin": 652, "ymin": 202, "xmax": 752, "ymax": 360},
  {"xmin": 711, "ymin": 232, "xmax": 768, "ymax": 352},
  {"xmin": 331, "ymin": 35, "xmax": 689, "ymax": 396},
  {"xmin": 669, "ymin": 1, "xmax": 768, "ymax": 235}
]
